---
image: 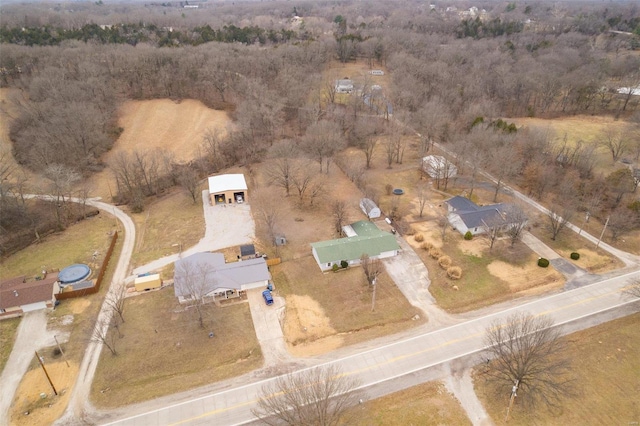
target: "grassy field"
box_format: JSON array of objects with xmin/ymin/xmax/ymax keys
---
[
  {"xmin": 129, "ymin": 186, "xmax": 206, "ymax": 269},
  {"xmin": 0, "ymin": 317, "xmax": 21, "ymax": 372},
  {"xmin": 474, "ymin": 312, "xmax": 640, "ymax": 425},
  {"xmin": 345, "ymin": 381, "xmax": 471, "ymax": 425},
  {"xmin": 0, "ymin": 213, "xmax": 118, "ymax": 278},
  {"xmin": 274, "ymin": 256, "xmax": 424, "ymax": 354},
  {"xmin": 90, "ymin": 287, "xmax": 262, "ymax": 407}
]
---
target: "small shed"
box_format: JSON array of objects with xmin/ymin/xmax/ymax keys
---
[
  {"xmin": 360, "ymin": 198, "xmax": 381, "ymax": 219},
  {"xmin": 421, "ymin": 155, "xmax": 457, "ymax": 179},
  {"xmin": 134, "ymin": 274, "xmax": 162, "ymax": 292}
]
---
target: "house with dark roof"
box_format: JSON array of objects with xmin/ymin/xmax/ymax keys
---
[
  {"xmin": 311, "ymin": 221, "xmax": 400, "ymax": 271},
  {"xmin": 174, "ymin": 252, "xmax": 270, "ymax": 304},
  {"xmin": 445, "ymin": 196, "xmax": 525, "ymax": 236},
  {"xmin": 0, "ymin": 273, "xmax": 60, "ymax": 319}
]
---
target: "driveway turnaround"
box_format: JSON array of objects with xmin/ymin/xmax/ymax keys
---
[
  {"xmin": 98, "ymin": 269, "xmax": 640, "ymax": 426},
  {"xmin": 132, "ymin": 190, "xmax": 255, "ymax": 275}
]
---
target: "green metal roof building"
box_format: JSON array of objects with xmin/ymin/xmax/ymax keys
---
[{"xmin": 311, "ymin": 221, "xmax": 400, "ymax": 271}]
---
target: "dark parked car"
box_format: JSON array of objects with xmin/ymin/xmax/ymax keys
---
[{"xmin": 262, "ymin": 290, "xmax": 274, "ymax": 305}]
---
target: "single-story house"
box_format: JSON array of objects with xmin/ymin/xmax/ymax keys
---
[
  {"xmin": 360, "ymin": 198, "xmax": 381, "ymax": 219},
  {"xmin": 174, "ymin": 252, "xmax": 270, "ymax": 303},
  {"xmin": 208, "ymin": 174, "xmax": 248, "ymax": 205},
  {"xmin": 1, "ymin": 273, "xmax": 60, "ymax": 318},
  {"xmin": 445, "ymin": 196, "xmax": 525, "ymax": 236},
  {"xmin": 335, "ymin": 79, "xmax": 354, "ymax": 94},
  {"xmin": 311, "ymin": 221, "xmax": 400, "ymax": 271},
  {"xmin": 421, "ymin": 155, "xmax": 457, "ymax": 179}
]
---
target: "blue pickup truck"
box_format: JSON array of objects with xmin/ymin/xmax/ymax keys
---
[{"xmin": 262, "ymin": 290, "xmax": 274, "ymax": 306}]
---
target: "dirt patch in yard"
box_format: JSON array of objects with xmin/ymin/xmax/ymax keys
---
[
  {"xmin": 283, "ymin": 295, "xmax": 337, "ymax": 346},
  {"xmin": 67, "ymin": 299, "xmax": 91, "ymax": 315},
  {"xmin": 10, "ymin": 360, "xmax": 79, "ymax": 426}
]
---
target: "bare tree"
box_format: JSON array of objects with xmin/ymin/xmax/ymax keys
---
[
  {"xmin": 267, "ymin": 140, "xmax": 299, "ymax": 197},
  {"xmin": 547, "ymin": 203, "xmax": 575, "ymax": 241},
  {"xmin": 91, "ymin": 317, "xmax": 118, "ymax": 356},
  {"xmin": 600, "ymin": 128, "xmax": 630, "ymax": 163},
  {"xmin": 175, "ymin": 261, "xmax": 216, "ymax": 328},
  {"xmin": 504, "ymin": 204, "xmax": 528, "ymax": 246},
  {"xmin": 332, "ymin": 200, "xmax": 348, "ymax": 235},
  {"xmin": 481, "ymin": 217, "xmax": 502, "ymax": 251},
  {"xmin": 253, "ymin": 191, "xmax": 281, "ymax": 247},
  {"xmin": 416, "ymin": 184, "xmax": 429, "ymax": 219},
  {"xmin": 105, "ymin": 285, "xmax": 127, "ymax": 325},
  {"xmin": 177, "ymin": 167, "xmax": 201, "ymax": 204},
  {"xmin": 252, "ymin": 364, "xmax": 361, "ymax": 426},
  {"xmin": 361, "ymin": 254, "xmax": 383, "ymax": 311},
  {"xmin": 301, "ymin": 120, "xmax": 344, "ymax": 174},
  {"xmin": 607, "ymin": 207, "xmax": 638, "ymax": 242},
  {"xmin": 483, "ymin": 312, "xmax": 575, "ymax": 415}
]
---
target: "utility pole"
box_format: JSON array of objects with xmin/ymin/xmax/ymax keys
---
[
  {"xmin": 53, "ymin": 335, "xmax": 69, "ymax": 368},
  {"xmin": 35, "ymin": 351, "xmax": 58, "ymax": 395},
  {"xmin": 505, "ymin": 379, "xmax": 519, "ymax": 422},
  {"xmin": 595, "ymin": 215, "xmax": 610, "ymax": 250},
  {"xmin": 371, "ymin": 277, "xmax": 377, "ymax": 312}
]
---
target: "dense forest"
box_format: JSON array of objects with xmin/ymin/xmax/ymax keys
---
[{"xmin": 1, "ymin": 0, "xmax": 639, "ymax": 254}]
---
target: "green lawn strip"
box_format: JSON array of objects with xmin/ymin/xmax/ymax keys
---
[
  {"xmin": 474, "ymin": 313, "xmax": 640, "ymax": 425},
  {"xmin": 346, "ymin": 381, "xmax": 471, "ymax": 425},
  {"xmin": 130, "ymin": 187, "xmax": 206, "ymax": 268},
  {"xmin": 0, "ymin": 213, "xmax": 117, "ymax": 278},
  {"xmin": 0, "ymin": 317, "xmax": 21, "ymax": 372},
  {"xmin": 275, "ymin": 256, "xmax": 424, "ymax": 344},
  {"xmin": 90, "ymin": 288, "xmax": 262, "ymax": 408}
]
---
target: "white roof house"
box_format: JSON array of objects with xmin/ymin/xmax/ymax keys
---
[
  {"xmin": 208, "ymin": 173, "xmax": 248, "ymax": 205},
  {"xmin": 335, "ymin": 79, "xmax": 354, "ymax": 94}
]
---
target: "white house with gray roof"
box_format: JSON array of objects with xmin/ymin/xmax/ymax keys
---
[{"xmin": 174, "ymin": 252, "xmax": 269, "ymax": 303}]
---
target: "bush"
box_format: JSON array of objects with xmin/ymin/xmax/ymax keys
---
[
  {"xmin": 464, "ymin": 231, "xmax": 473, "ymax": 240},
  {"xmin": 447, "ymin": 266, "xmax": 462, "ymax": 280},
  {"xmin": 570, "ymin": 252, "xmax": 580, "ymax": 260},
  {"xmin": 429, "ymin": 247, "xmax": 443, "ymax": 259},
  {"xmin": 340, "ymin": 260, "xmax": 348, "ymax": 269},
  {"xmin": 421, "ymin": 242, "xmax": 434, "ymax": 251},
  {"xmin": 405, "ymin": 226, "xmax": 416, "ymax": 236},
  {"xmin": 438, "ymin": 255, "xmax": 452, "ymax": 269},
  {"xmin": 537, "ymin": 258, "xmax": 549, "ymax": 268},
  {"xmin": 414, "ymin": 233, "xmax": 424, "ymax": 242},
  {"xmin": 332, "ymin": 263, "xmax": 339, "ymax": 272}
]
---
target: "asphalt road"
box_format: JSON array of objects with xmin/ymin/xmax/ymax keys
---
[{"xmin": 96, "ymin": 270, "xmax": 640, "ymax": 426}]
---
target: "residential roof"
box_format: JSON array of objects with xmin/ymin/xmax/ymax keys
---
[
  {"xmin": 0, "ymin": 273, "xmax": 58, "ymax": 310},
  {"xmin": 311, "ymin": 234, "xmax": 399, "ymax": 264},
  {"xmin": 208, "ymin": 174, "xmax": 247, "ymax": 194},
  {"xmin": 240, "ymin": 244, "xmax": 256, "ymax": 257},
  {"xmin": 174, "ymin": 252, "xmax": 269, "ymax": 297},
  {"xmin": 445, "ymin": 196, "xmax": 479, "ymax": 212},
  {"xmin": 349, "ymin": 220, "xmax": 382, "ymax": 237}
]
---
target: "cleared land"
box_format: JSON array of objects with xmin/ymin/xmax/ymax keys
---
[
  {"xmin": 90, "ymin": 287, "xmax": 262, "ymax": 407},
  {"xmin": 86, "ymin": 98, "xmax": 230, "ymax": 200},
  {"xmin": 474, "ymin": 312, "xmax": 640, "ymax": 425},
  {"xmin": 345, "ymin": 381, "xmax": 471, "ymax": 425}
]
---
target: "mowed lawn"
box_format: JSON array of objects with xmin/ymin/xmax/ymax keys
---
[
  {"xmin": 274, "ymin": 256, "xmax": 424, "ymax": 349},
  {"xmin": 0, "ymin": 317, "xmax": 21, "ymax": 372},
  {"xmin": 91, "ymin": 288, "xmax": 262, "ymax": 407},
  {"xmin": 345, "ymin": 381, "xmax": 471, "ymax": 425},
  {"xmin": 474, "ymin": 313, "xmax": 640, "ymax": 425}
]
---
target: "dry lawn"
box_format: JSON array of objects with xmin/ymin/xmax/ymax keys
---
[
  {"xmin": 0, "ymin": 213, "xmax": 117, "ymax": 278},
  {"xmin": 90, "ymin": 287, "xmax": 262, "ymax": 407},
  {"xmin": 9, "ymin": 358, "xmax": 79, "ymax": 426},
  {"xmin": 474, "ymin": 313, "xmax": 640, "ymax": 425},
  {"xmin": 129, "ymin": 186, "xmax": 206, "ymax": 269},
  {"xmin": 345, "ymin": 381, "xmax": 471, "ymax": 425},
  {"xmin": 273, "ymin": 257, "xmax": 424, "ymax": 357},
  {"xmin": 325, "ymin": 60, "xmax": 392, "ymax": 106}
]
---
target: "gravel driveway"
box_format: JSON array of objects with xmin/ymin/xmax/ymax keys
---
[{"xmin": 132, "ymin": 190, "xmax": 255, "ymax": 275}]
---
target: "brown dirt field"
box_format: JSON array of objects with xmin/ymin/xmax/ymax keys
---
[
  {"xmin": 86, "ymin": 99, "xmax": 230, "ymax": 200},
  {"xmin": 283, "ymin": 295, "xmax": 337, "ymax": 345},
  {"xmin": 10, "ymin": 360, "xmax": 79, "ymax": 426}
]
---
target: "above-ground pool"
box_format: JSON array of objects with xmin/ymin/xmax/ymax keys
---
[{"xmin": 59, "ymin": 264, "xmax": 92, "ymax": 284}]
